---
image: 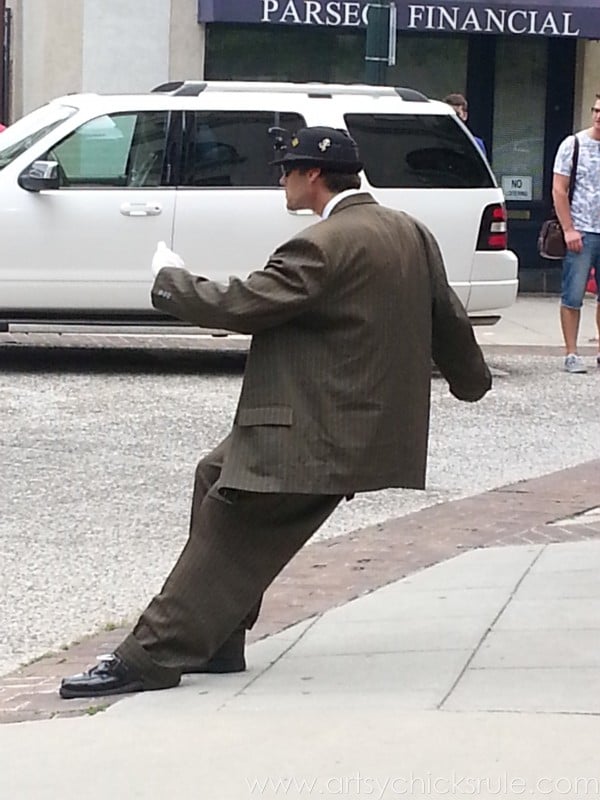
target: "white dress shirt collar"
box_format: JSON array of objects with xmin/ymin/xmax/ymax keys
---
[{"xmin": 321, "ymin": 188, "xmax": 363, "ymax": 220}]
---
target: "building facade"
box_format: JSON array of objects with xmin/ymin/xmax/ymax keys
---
[{"xmin": 3, "ymin": 0, "xmax": 600, "ymax": 288}]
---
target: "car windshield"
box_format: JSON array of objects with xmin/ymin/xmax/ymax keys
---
[{"xmin": 0, "ymin": 103, "xmax": 78, "ymax": 170}]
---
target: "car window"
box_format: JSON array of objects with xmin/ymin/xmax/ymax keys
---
[
  {"xmin": 181, "ymin": 111, "xmax": 305, "ymax": 188},
  {"xmin": 0, "ymin": 104, "xmax": 77, "ymax": 170},
  {"xmin": 345, "ymin": 113, "xmax": 494, "ymax": 189},
  {"xmin": 44, "ymin": 111, "xmax": 170, "ymax": 188}
]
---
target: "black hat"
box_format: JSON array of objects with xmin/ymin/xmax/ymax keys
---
[{"xmin": 271, "ymin": 126, "xmax": 362, "ymax": 173}]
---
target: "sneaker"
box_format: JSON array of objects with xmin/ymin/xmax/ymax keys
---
[{"xmin": 564, "ymin": 354, "xmax": 587, "ymax": 373}]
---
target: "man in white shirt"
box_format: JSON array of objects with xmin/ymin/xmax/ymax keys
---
[{"xmin": 553, "ymin": 95, "xmax": 600, "ymax": 373}]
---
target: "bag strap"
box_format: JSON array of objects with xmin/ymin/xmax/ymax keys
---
[{"xmin": 568, "ymin": 134, "xmax": 579, "ymax": 204}]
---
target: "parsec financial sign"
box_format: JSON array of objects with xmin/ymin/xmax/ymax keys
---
[{"xmin": 197, "ymin": 0, "xmax": 599, "ymax": 38}]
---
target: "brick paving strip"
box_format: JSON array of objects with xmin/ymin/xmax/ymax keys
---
[{"xmin": 2, "ymin": 459, "xmax": 599, "ymax": 724}]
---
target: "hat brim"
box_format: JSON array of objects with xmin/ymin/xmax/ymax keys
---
[
  {"xmin": 270, "ymin": 154, "xmax": 318, "ymax": 166},
  {"xmin": 270, "ymin": 153, "xmax": 363, "ymax": 172}
]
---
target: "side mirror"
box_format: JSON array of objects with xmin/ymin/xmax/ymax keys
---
[{"xmin": 18, "ymin": 160, "xmax": 60, "ymax": 192}]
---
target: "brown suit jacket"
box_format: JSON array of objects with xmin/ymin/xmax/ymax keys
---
[{"xmin": 152, "ymin": 193, "xmax": 491, "ymax": 494}]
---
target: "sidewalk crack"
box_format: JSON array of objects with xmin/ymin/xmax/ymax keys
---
[
  {"xmin": 437, "ymin": 545, "xmax": 547, "ymax": 710},
  {"xmin": 215, "ymin": 616, "xmax": 322, "ymax": 711}
]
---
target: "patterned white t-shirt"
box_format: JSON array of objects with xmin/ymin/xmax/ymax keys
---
[{"xmin": 553, "ymin": 131, "xmax": 600, "ymax": 233}]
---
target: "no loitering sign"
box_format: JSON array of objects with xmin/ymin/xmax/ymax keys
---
[{"xmin": 501, "ymin": 175, "xmax": 533, "ymax": 201}]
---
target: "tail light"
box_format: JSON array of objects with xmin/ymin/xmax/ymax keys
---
[{"xmin": 477, "ymin": 203, "xmax": 508, "ymax": 250}]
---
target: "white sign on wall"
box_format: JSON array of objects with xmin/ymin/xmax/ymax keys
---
[{"xmin": 501, "ymin": 175, "xmax": 533, "ymax": 201}]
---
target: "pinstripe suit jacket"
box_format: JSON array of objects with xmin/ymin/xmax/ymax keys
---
[{"xmin": 151, "ymin": 193, "xmax": 491, "ymax": 494}]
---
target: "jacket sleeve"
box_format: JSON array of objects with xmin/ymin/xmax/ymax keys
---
[
  {"xmin": 416, "ymin": 222, "xmax": 492, "ymax": 402},
  {"xmin": 150, "ymin": 236, "xmax": 330, "ymax": 335}
]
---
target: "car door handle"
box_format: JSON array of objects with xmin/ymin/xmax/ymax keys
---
[{"xmin": 120, "ymin": 202, "xmax": 162, "ymax": 217}]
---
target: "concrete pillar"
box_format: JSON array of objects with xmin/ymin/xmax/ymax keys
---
[
  {"xmin": 574, "ymin": 39, "xmax": 600, "ymax": 131},
  {"xmin": 82, "ymin": 0, "xmax": 170, "ymax": 93},
  {"xmin": 12, "ymin": 0, "xmax": 84, "ymax": 116},
  {"xmin": 169, "ymin": 0, "xmax": 205, "ymax": 82},
  {"xmin": 7, "ymin": 0, "xmax": 205, "ymax": 117}
]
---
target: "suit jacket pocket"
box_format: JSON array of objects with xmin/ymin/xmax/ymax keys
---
[{"xmin": 236, "ymin": 406, "xmax": 294, "ymax": 426}]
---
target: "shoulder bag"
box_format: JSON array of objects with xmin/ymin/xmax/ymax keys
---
[{"xmin": 537, "ymin": 135, "xmax": 580, "ymax": 260}]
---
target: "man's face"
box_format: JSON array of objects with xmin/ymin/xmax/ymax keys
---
[
  {"xmin": 453, "ymin": 104, "xmax": 468, "ymax": 122},
  {"xmin": 591, "ymin": 99, "xmax": 600, "ymax": 136},
  {"xmin": 279, "ymin": 165, "xmax": 318, "ymax": 211}
]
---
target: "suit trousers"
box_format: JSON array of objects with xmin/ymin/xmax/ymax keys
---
[{"xmin": 116, "ymin": 437, "xmax": 343, "ymax": 689}]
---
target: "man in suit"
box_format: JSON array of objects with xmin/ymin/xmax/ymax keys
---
[{"xmin": 60, "ymin": 126, "xmax": 492, "ymax": 698}]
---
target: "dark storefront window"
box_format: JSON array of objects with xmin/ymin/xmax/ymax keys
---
[
  {"xmin": 387, "ymin": 34, "xmax": 468, "ymax": 100},
  {"xmin": 205, "ymin": 23, "xmax": 467, "ymax": 100},
  {"xmin": 492, "ymin": 37, "xmax": 548, "ymax": 203},
  {"xmin": 205, "ymin": 23, "xmax": 365, "ymax": 82}
]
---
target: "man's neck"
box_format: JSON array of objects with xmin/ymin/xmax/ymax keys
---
[
  {"xmin": 586, "ymin": 126, "xmax": 600, "ymax": 141},
  {"xmin": 314, "ymin": 190, "xmax": 336, "ymax": 218},
  {"xmin": 320, "ymin": 188, "xmax": 362, "ymax": 219}
]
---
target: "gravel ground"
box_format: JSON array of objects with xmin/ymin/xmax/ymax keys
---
[{"xmin": 1, "ymin": 345, "xmax": 599, "ymax": 675}]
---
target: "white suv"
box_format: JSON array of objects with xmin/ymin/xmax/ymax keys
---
[{"xmin": 0, "ymin": 81, "xmax": 518, "ymax": 329}]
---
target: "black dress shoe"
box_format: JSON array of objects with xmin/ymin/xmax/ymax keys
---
[
  {"xmin": 183, "ymin": 629, "xmax": 246, "ymax": 674},
  {"xmin": 59, "ymin": 654, "xmax": 144, "ymax": 699}
]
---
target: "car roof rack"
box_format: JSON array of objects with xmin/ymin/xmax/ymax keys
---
[
  {"xmin": 151, "ymin": 81, "xmax": 207, "ymax": 96},
  {"xmin": 394, "ymin": 87, "xmax": 429, "ymax": 102},
  {"xmin": 150, "ymin": 81, "xmax": 430, "ymax": 102}
]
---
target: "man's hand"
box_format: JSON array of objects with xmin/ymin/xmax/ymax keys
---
[
  {"xmin": 151, "ymin": 241, "xmax": 185, "ymax": 277},
  {"xmin": 564, "ymin": 228, "xmax": 584, "ymax": 254}
]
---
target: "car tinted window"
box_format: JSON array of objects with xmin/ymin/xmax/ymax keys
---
[
  {"xmin": 181, "ymin": 111, "xmax": 305, "ymax": 188},
  {"xmin": 344, "ymin": 114, "xmax": 494, "ymax": 189},
  {"xmin": 45, "ymin": 112, "xmax": 169, "ymax": 187}
]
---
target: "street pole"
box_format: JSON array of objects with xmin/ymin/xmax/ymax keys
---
[{"xmin": 364, "ymin": 0, "xmax": 395, "ymax": 86}]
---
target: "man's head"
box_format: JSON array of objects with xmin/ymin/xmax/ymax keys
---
[
  {"xmin": 443, "ymin": 92, "xmax": 468, "ymax": 122},
  {"xmin": 271, "ymin": 126, "xmax": 362, "ymax": 214},
  {"xmin": 590, "ymin": 94, "xmax": 600, "ymax": 140}
]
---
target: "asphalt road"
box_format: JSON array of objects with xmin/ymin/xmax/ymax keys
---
[{"xmin": 1, "ymin": 338, "xmax": 599, "ymax": 676}]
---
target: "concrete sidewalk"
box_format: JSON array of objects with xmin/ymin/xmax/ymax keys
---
[
  {"xmin": 3, "ymin": 537, "xmax": 600, "ymax": 798},
  {"xmin": 475, "ymin": 294, "xmax": 598, "ymax": 349}
]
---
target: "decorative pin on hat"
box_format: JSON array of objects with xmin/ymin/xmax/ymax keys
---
[{"xmin": 270, "ymin": 126, "xmax": 363, "ymax": 173}]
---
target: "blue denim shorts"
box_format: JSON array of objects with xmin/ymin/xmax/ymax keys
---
[{"xmin": 561, "ymin": 232, "xmax": 600, "ymax": 309}]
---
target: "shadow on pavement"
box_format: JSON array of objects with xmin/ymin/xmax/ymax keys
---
[{"xmin": 0, "ymin": 345, "xmax": 248, "ymax": 375}]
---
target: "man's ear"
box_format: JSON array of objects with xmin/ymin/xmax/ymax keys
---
[{"xmin": 307, "ymin": 167, "xmax": 323, "ymax": 184}]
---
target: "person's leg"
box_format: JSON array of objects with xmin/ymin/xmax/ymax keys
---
[
  {"xmin": 561, "ymin": 239, "xmax": 592, "ymax": 372},
  {"xmin": 146, "ymin": 435, "xmax": 260, "ymax": 673},
  {"xmin": 61, "ymin": 489, "xmax": 341, "ymax": 697},
  {"xmin": 177, "ymin": 437, "xmax": 252, "ymax": 673},
  {"xmin": 113, "ymin": 489, "xmax": 342, "ymax": 690},
  {"xmin": 60, "ymin": 438, "xmax": 234, "ymax": 697},
  {"xmin": 560, "ymin": 305, "xmax": 581, "ymax": 354},
  {"xmin": 176, "ymin": 435, "xmax": 256, "ymax": 672},
  {"xmin": 588, "ymin": 236, "xmax": 600, "ymax": 366},
  {"xmin": 596, "ymin": 299, "xmax": 600, "ymax": 365}
]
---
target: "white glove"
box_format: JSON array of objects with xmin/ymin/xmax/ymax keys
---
[{"xmin": 151, "ymin": 241, "xmax": 185, "ymax": 277}]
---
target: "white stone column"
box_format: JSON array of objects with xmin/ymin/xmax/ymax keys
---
[
  {"xmin": 82, "ymin": 0, "xmax": 171, "ymax": 93},
  {"xmin": 10, "ymin": 0, "xmax": 84, "ymax": 117},
  {"xmin": 574, "ymin": 39, "xmax": 600, "ymax": 130},
  {"xmin": 169, "ymin": 0, "xmax": 205, "ymax": 82},
  {"xmin": 8, "ymin": 0, "xmax": 205, "ymax": 117}
]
